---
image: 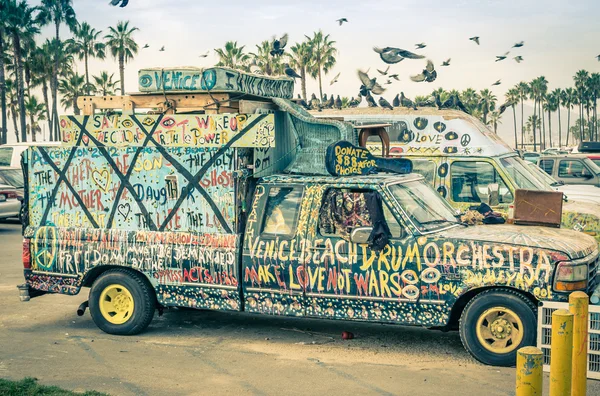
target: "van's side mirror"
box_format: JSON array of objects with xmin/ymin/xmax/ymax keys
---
[
  {"xmin": 350, "ymin": 227, "xmax": 373, "ymax": 244},
  {"xmin": 487, "ymin": 183, "xmax": 500, "ymax": 206}
]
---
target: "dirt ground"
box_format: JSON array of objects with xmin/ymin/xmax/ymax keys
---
[{"xmin": 1, "ymin": 221, "xmax": 598, "ymax": 396}]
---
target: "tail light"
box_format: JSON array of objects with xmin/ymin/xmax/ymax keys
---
[
  {"xmin": 22, "ymin": 239, "xmax": 31, "ymax": 269},
  {"xmin": 0, "ymin": 190, "xmax": 18, "ymax": 200}
]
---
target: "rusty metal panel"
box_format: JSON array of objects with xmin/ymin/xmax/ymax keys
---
[{"xmin": 514, "ymin": 189, "xmax": 563, "ymax": 227}]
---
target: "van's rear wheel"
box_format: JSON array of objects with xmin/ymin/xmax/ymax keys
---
[
  {"xmin": 459, "ymin": 289, "xmax": 537, "ymax": 367},
  {"xmin": 89, "ymin": 269, "xmax": 155, "ymax": 335}
]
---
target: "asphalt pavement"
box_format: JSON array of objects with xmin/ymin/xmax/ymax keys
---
[{"xmin": 1, "ymin": 220, "xmax": 599, "ymax": 395}]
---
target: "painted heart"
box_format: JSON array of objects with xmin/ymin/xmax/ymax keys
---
[
  {"xmin": 81, "ymin": 133, "xmax": 90, "ymax": 145},
  {"xmin": 117, "ymin": 203, "xmax": 131, "ymax": 220},
  {"xmin": 92, "ymin": 169, "xmax": 111, "ymax": 193}
]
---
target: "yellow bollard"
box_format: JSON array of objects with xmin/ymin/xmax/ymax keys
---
[
  {"xmin": 569, "ymin": 291, "xmax": 589, "ymax": 396},
  {"xmin": 549, "ymin": 309, "xmax": 574, "ymax": 396},
  {"xmin": 516, "ymin": 346, "xmax": 543, "ymax": 396}
]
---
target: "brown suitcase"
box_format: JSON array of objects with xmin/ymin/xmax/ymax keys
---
[{"xmin": 513, "ymin": 189, "xmax": 563, "ymax": 227}]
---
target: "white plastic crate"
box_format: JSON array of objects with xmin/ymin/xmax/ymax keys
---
[{"xmin": 537, "ymin": 301, "xmax": 600, "ymax": 380}]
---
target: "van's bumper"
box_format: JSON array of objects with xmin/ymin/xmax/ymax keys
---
[{"xmin": 17, "ymin": 283, "xmax": 47, "ymax": 301}]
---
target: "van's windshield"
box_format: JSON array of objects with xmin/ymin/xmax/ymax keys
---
[
  {"xmin": 387, "ymin": 180, "xmax": 461, "ymax": 233},
  {"xmin": 499, "ymin": 155, "xmax": 553, "ymax": 191}
]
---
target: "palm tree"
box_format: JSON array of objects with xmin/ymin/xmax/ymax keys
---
[
  {"xmin": 5, "ymin": 0, "xmax": 43, "ymax": 143},
  {"xmin": 526, "ymin": 115, "xmax": 541, "ymax": 147},
  {"xmin": 460, "ymin": 88, "xmax": 480, "ymax": 114},
  {"xmin": 574, "ymin": 70, "xmax": 589, "ymax": 141},
  {"xmin": 478, "ymin": 89, "xmax": 497, "ymax": 125},
  {"xmin": 516, "ymin": 82, "xmax": 529, "ymax": 149},
  {"xmin": 305, "ymin": 31, "xmax": 337, "ymax": 101},
  {"xmin": 24, "ymin": 94, "xmax": 46, "ymax": 142},
  {"xmin": 505, "ymin": 88, "xmax": 520, "ymax": 148},
  {"xmin": 532, "ymin": 76, "xmax": 548, "ymax": 149},
  {"xmin": 58, "ymin": 72, "xmax": 85, "ymax": 115},
  {"xmin": 93, "ymin": 71, "xmax": 120, "ymax": 96},
  {"xmin": 67, "ymin": 21, "xmax": 105, "ymax": 95},
  {"xmin": 40, "ymin": 0, "xmax": 77, "ymax": 141},
  {"xmin": 551, "ymin": 88, "xmax": 563, "ymax": 147},
  {"xmin": 487, "ymin": 111, "xmax": 502, "ymax": 134},
  {"xmin": 544, "ymin": 91, "xmax": 559, "ymax": 148},
  {"xmin": 215, "ymin": 41, "xmax": 249, "ymax": 70},
  {"xmin": 249, "ymin": 40, "xmax": 283, "ymax": 76},
  {"xmin": 0, "ymin": 13, "xmax": 7, "ymax": 144},
  {"xmin": 589, "ymin": 73, "xmax": 600, "ymax": 140},
  {"xmin": 563, "ymin": 88, "xmax": 577, "ymax": 146},
  {"xmin": 105, "ymin": 21, "xmax": 139, "ymax": 95},
  {"xmin": 288, "ymin": 41, "xmax": 312, "ymax": 101},
  {"xmin": 5, "ymin": 78, "xmax": 19, "ymax": 142},
  {"xmin": 29, "ymin": 41, "xmax": 54, "ymax": 136}
]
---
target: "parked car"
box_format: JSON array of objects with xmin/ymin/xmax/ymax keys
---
[
  {"xmin": 0, "ymin": 167, "xmax": 24, "ymax": 198},
  {"xmin": 588, "ymin": 155, "xmax": 600, "ymax": 168},
  {"xmin": 526, "ymin": 162, "xmax": 600, "ymax": 205},
  {"xmin": 537, "ymin": 154, "xmax": 600, "ymax": 186},
  {"xmin": 0, "ymin": 184, "xmax": 20, "ymax": 221},
  {"xmin": 0, "ymin": 142, "xmax": 61, "ymax": 168},
  {"xmin": 522, "ymin": 152, "xmax": 541, "ymax": 164}
]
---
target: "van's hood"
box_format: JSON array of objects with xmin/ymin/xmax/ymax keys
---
[{"xmin": 438, "ymin": 224, "xmax": 597, "ymax": 260}]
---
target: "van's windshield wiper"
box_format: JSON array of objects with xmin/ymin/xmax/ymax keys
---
[{"xmin": 418, "ymin": 219, "xmax": 468, "ymax": 227}]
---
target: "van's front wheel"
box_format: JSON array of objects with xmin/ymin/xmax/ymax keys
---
[
  {"xmin": 89, "ymin": 269, "xmax": 155, "ymax": 335},
  {"xmin": 459, "ymin": 289, "xmax": 537, "ymax": 366}
]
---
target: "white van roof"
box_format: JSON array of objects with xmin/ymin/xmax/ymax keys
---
[{"xmin": 312, "ymin": 108, "xmax": 513, "ymax": 157}]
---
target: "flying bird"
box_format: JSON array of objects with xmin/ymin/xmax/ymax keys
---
[
  {"xmin": 415, "ymin": 43, "xmax": 427, "ymax": 49},
  {"xmin": 199, "ymin": 51, "xmax": 209, "ymax": 58},
  {"xmin": 284, "ymin": 64, "xmax": 302, "ymax": 79},
  {"xmin": 109, "ymin": 0, "xmax": 128, "ymax": 7},
  {"xmin": 159, "ymin": 46, "xmax": 165, "ymax": 52},
  {"xmin": 389, "ymin": 74, "xmax": 400, "ymax": 81},
  {"xmin": 495, "ymin": 52, "xmax": 509, "ymax": 62},
  {"xmin": 142, "ymin": 44, "xmax": 149, "ymax": 49},
  {"xmin": 377, "ymin": 66, "xmax": 390, "ymax": 76},
  {"xmin": 365, "ymin": 92, "xmax": 378, "ymax": 107},
  {"xmin": 392, "ymin": 94, "xmax": 400, "ymax": 107},
  {"xmin": 385, "ymin": 80, "xmax": 393, "ymax": 85},
  {"xmin": 336, "ymin": 18, "xmax": 348, "ymax": 26},
  {"xmin": 441, "ymin": 58, "xmax": 451, "ymax": 66},
  {"xmin": 596, "ymin": 55, "xmax": 600, "ymax": 61},
  {"xmin": 330, "ymin": 72, "xmax": 341, "ymax": 85},
  {"xmin": 469, "ymin": 36, "xmax": 480, "ymax": 45},
  {"xmin": 410, "ymin": 60, "xmax": 437, "ymax": 83},
  {"xmin": 492, "ymin": 79, "xmax": 501, "ymax": 86},
  {"xmin": 358, "ymin": 69, "xmax": 386, "ymax": 95},
  {"xmin": 334, "ymin": 95, "xmax": 342, "ymax": 110},
  {"xmin": 400, "ymin": 92, "xmax": 417, "ymax": 110},
  {"xmin": 270, "ymin": 33, "xmax": 288, "ymax": 56},
  {"xmin": 373, "ymin": 47, "xmax": 424, "ymax": 64},
  {"xmin": 514, "ymin": 56, "xmax": 524, "ymax": 63},
  {"xmin": 513, "ymin": 41, "xmax": 524, "ymax": 48},
  {"xmin": 379, "ymin": 97, "xmax": 394, "ymax": 110}
]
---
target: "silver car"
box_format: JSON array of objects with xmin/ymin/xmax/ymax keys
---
[{"xmin": 0, "ymin": 184, "xmax": 20, "ymax": 221}]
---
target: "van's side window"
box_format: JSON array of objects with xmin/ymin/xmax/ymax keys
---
[
  {"xmin": 558, "ymin": 160, "xmax": 591, "ymax": 178},
  {"xmin": 411, "ymin": 159, "xmax": 436, "ymax": 184},
  {"xmin": 319, "ymin": 189, "xmax": 373, "ymax": 239},
  {"xmin": 450, "ymin": 162, "xmax": 513, "ymax": 204},
  {"xmin": 539, "ymin": 159, "xmax": 554, "ymax": 175},
  {"xmin": 261, "ymin": 187, "xmax": 303, "ymax": 237}
]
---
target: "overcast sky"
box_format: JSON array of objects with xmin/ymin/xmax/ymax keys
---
[{"xmin": 22, "ymin": 0, "xmax": 600, "ymax": 143}]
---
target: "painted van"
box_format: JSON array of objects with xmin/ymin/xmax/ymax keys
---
[
  {"xmin": 19, "ymin": 76, "xmax": 599, "ymax": 368},
  {"xmin": 314, "ymin": 108, "xmax": 600, "ymax": 249}
]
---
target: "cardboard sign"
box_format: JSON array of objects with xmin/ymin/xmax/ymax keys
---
[{"xmin": 326, "ymin": 141, "xmax": 412, "ymax": 176}]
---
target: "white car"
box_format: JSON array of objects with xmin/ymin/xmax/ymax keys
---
[
  {"xmin": 527, "ymin": 162, "xmax": 600, "ymax": 205},
  {"xmin": 0, "ymin": 142, "xmax": 61, "ymax": 168},
  {"xmin": 0, "ymin": 184, "xmax": 20, "ymax": 220}
]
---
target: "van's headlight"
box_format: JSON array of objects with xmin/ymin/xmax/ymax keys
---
[{"xmin": 554, "ymin": 263, "xmax": 588, "ymax": 291}]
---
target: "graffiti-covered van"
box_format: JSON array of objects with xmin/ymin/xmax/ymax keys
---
[{"xmin": 19, "ymin": 71, "xmax": 599, "ymax": 368}]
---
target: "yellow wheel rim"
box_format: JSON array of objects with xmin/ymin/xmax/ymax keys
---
[
  {"xmin": 475, "ymin": 306, "xmax": 524, "ymax": 354},
  {"xmin": 99, "ymin": 284, "xmax": 135, "ymax": 325}
]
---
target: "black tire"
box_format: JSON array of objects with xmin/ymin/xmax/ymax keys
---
[
  {"xmin": 89, "ymin": 268, "xmax": 156, "ymax": 335},
  {"xmin": 459, "ymin": 288, "xmax": 537, "ymax": 367}
]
